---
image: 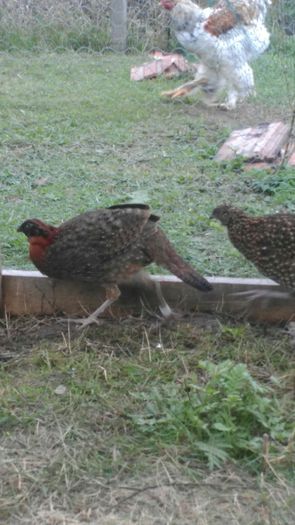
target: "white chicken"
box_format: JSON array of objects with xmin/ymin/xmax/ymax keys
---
[{"xmin": 160, "ymin": 0, "xmax": 272, "ymax": 109}]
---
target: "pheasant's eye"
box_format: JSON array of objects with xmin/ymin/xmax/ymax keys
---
[
  {"xmin": 22, "ymin": 222, "xmax": 48, "ymax": 237},
  {"xmin": 33, "ymin": 225, "xmax": 48, "ymax": 237},
  {"xmin": 24, "ymin": 222, "xmax": 35, "ymax": 234}
]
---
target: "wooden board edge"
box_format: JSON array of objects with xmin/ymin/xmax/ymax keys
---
[{"xmin": 1, "ymin": 269, "xmax": 294, "ymax": 322}]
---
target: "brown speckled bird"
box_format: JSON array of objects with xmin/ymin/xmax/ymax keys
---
[
  {"xmin": 18, "ymin": 204, "xmax": 212, "ymax": 327},
  {"xmin": 211, "ymin": 204, "xmax": 295, "ymax": 289}
]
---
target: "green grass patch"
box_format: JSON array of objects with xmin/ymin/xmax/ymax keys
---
[
  {"xmin": 0, "ymin": 48, "xmax": 294, "ymax": 277},
  {"xmin": 1, "ymin": 320, "xmax": 294, "ymax": 476},
  {"xmin": 131, "ymin": 359, "xmax": 293, "ymax": 471},
  {"xmin": 0, "ymin": 318, "xmax": 294, "ymax": 523},
  {"xmin": 0, "ymin": 43, "xmax": 295, "ymax": 523},
  {"xmin": 0, "ymin": 24, "xmax": 110, "ymax": 53}
]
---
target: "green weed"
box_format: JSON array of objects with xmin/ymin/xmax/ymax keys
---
[
  {"xmin": 1, "ymin": 318, "xmax": 294, "ymax": 522},
  {"xmin": 131, "ymin": 360, "xmax": 293, "ymax": 471},
  {"xmin": 247, "ymin": 168, "xmax": 295, "ymax": 210}
]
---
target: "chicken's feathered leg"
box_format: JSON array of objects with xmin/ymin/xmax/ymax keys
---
[
  {"xmin": 161, "ymin": 76, "xmax": 208, "ymax": 99},
  {"xmin": 219, "ymin": 64, "xmax": 255, "ymax": 110},
  {"xmin": 161, "ymin": 63, "xmax": 225, "ymax": 106}
]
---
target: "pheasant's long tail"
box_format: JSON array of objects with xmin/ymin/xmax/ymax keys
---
[{"xmin": 146, "ymin": 228, "xmax": 212, "ymax": 292}]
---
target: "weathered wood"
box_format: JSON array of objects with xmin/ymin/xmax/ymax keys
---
[
  {"xmin": 215, "ymin": 122, "xmax": 290, "ymax": 162},
  {"xmin": 258, "ymin": 122, "xmax": 290, "ymax": 160},
  {"xmin": 130, "ymin": 54, "xmax": 190, "ymax": 81},
  {"xmin": 1, "ymin": 270, "xmax": 295, "ymax": 323},
  {"xmin": 111, "ymin": 0, "xmax": 127, "ymax": 52}
]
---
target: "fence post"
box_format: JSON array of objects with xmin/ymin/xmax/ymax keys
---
[{"xmin": 111, "ymin": 0, "xmax": 127, "ymax": 51}]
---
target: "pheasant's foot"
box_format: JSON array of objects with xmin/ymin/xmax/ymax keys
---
[
  {"xmin": 154, "ymin": 280, "xmax": 178, "ymax": 320},
  {"xmin": 159, "ymin": 302, "xmax": 174, "ymax": 318},
  {"xmin": 284, "ymin": 322, "xmax": 295, "ymax": 348},
  {"xmin": 230, "ymin": 289, "xmax": 289, "ymax": 302},
  {"xmin": 67, "ymin": 284, "xmax": 121, "ymax": 330},
  {"xmin": 67, "ymin": 316, "xmax": 105, "ymax": 329}
]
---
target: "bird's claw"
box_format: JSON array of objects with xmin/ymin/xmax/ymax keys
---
[
  {"xmin": 161, "ymin": 87, "xmax": 189, "ymax": 99},
  {"xmin": 66, "ymin": 316, "xmax": 104, "ymax": 329}
]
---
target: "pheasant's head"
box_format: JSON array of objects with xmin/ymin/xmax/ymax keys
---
[
  {"xmin": 210, "ymin": 205, "xmax": 238, "ymax": 226},
  {"xmin": 17, "ymin": 219, "xmax": 58, "ymax": 238},
  {"xmin": 18, "ymin": 219, "xmax": 59, "ymax": 268}
]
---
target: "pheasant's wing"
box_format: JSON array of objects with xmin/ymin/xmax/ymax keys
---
[
  {"xmin": 204, "ymin": 0, "xmax": 259, "ymax": 37},
  {"xmin": 45, "ymin": 206, "xmax": 157, "ymax": 279}
]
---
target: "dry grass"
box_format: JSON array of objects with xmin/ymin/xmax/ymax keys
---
[
  {"xmin": 1, "ymin": 315, "xmax": 295, "ymax": 524},
  {"xmin": 0, "ymin": 7, "xmax": 294, "ymax": 523}
]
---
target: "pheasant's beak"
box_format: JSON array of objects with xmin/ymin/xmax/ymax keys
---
[{"xmin": 17, "ymin": 223, "xmax": 25, "ymax": 233}]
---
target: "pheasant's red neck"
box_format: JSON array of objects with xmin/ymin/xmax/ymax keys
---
[{"xmin": 28, "ymin": 233, "xmax": 57, "ymax": 267}]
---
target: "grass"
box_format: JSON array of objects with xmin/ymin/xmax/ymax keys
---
[
  {"xmin": 0, "ymin": 48, "xmax": 294, "ymax": 276},
  {"xmin": 1, "ymin": 316, "xmax": 295, "ymax": 524},
  {"xmin": 131, "ymin": 359, "xmax": 293, "ymax": 470},
  {"xmin": 0, "ymin": 0, "xmax": 168, "ymax": 53},
  {"xmin": 0, "ymin": 41, "xmax": 295, "ymax": 524}
]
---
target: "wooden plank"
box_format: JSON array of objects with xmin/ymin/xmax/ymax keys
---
[
  {"xmin": 258, "ymin": 122, "xmax": 290, "ymax": 160},
  {"xmin": 215, "ymin": 122, "xmax": 290, "ymax": 162},
  {"xmin": 1, "ymin": 270, "xmax": 295, "ymax": 323},
  {"xmin": 130, "ymin": 54, "xmax": 189, "ymax": 81}
]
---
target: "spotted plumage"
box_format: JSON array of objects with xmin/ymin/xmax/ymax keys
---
[
  {"xmin": 18, "ymin": 204, "xmax": 212, "ymax": 327},
  {"xmin": 211, "ymin": 204, "xmax": 295, "ymax": 289}
]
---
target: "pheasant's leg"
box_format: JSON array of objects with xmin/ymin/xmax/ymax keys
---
[
  {"xmin": 154, "ymin": 280, "xmax": 173, "ymax": 318},
  {"xmin": 72, "ymin": 285, "xmax": 121, "ymax": 329},
  {"xmin": 161, "ymin": 77, "xmax": 207, "ymax": 99}
]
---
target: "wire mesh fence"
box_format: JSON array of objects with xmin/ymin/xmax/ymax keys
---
[
  {"xmin": 0, "ymin": 1, "xmax": 294, "ymax": 110},
  {"xmin": 0, "ymin": 0, "xmax": 294, "ymax": 50}
]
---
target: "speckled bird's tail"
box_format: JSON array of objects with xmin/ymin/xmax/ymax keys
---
[{"xmin": 146, "ymin": 228, "xmax": 212, "ymax": 292}]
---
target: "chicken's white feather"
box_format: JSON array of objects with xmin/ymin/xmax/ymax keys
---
[{"xmin": 161, "ymin": 0, "xmax": 272, "ymax": 109}]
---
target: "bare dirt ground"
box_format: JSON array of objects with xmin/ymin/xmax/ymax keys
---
[
  {"xmin": 1, "ymin": 314, "xmax": 294, "ymax": 525},
  {"xmin": 0, "ymin": 50, "xmax": 294, "ymax": 524},
  {"xmin": 178, "ymin": 100, "xmax": 287, "ymax": 130}
]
